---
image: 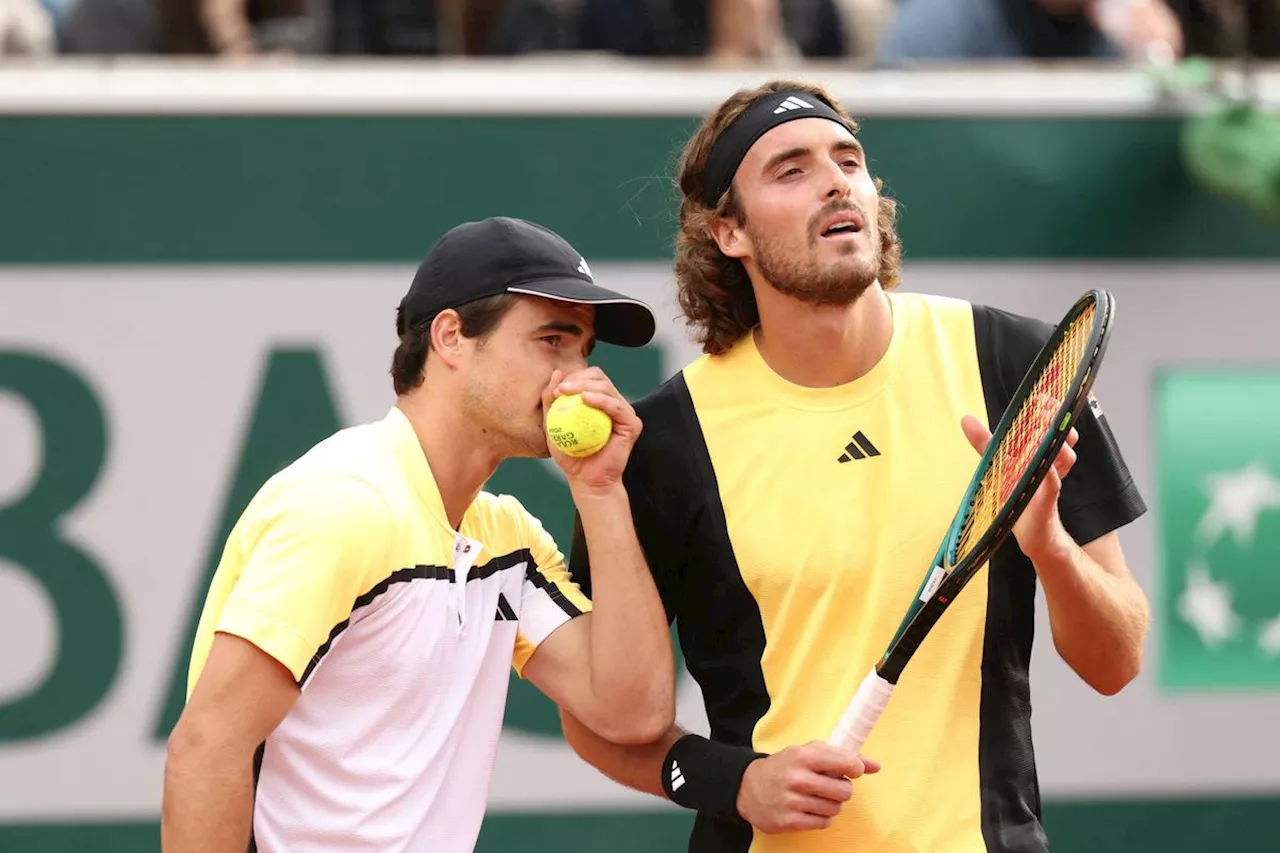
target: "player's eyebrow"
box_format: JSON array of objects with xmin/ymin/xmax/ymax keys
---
[
  {"xmin": 536, "ymin": 320, "xmax": 596, "ymax": 356},
  {"xmin": 833, "ymin": 138, "xmax": 864, "ymax": 159},
  {"xmin": 761, "ymin": 138, "xmax": 863, "ymax": 175},
  {"xmin": 536, "ymin": 320, "xmax": 585, "ymax": 337},
  {"xmin": 761, "ymin": 146, "xmax": 811, "ymax": 175}
]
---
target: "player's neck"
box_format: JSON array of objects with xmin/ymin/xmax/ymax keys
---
[
  {"xmin": 752, "ymin": 282, "xmax": 893, "ymax": 388},
  {"xmin": 396, "ymin": 394, "xmax": 497, "ymax": 531}
]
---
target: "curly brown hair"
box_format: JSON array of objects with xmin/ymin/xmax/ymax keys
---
[{"xmin": 674, "ymin": 80, "xmax": 903, "ymax": 355}]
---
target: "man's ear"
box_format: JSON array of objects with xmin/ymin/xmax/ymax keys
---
[
  {"xmin": 429, "ymin": 310, "xmax": 466, "ymax": 369},
  {"xmin": 709, "ymin": 212, "xmax": 750, "ymax": 261}
]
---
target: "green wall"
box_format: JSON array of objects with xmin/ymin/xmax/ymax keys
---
[{"xmin": 4, "ymin": 115, "xmax": 1278, "ymax": 263}]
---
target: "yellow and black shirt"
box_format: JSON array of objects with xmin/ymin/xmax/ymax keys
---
[{"xmin": 570, "ymin": 291, "xmax": 1145, "ymax": 853}]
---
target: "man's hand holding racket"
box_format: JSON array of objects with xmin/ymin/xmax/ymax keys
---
[
  {"xmin": 736, "ymin": 741, "xmax": 880, "ymax": 834},
  {"xmin": 960, "ymin": 405, "xmax": 1081, "ymax": 563},
  {"xmin": 828, "ymin": 290, "xmax": 1115, "ymax": 757}
]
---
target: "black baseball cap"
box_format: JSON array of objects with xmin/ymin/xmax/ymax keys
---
[{"xmin": 398, "ymin": 217, "xmax": 656, "ymax": 348}]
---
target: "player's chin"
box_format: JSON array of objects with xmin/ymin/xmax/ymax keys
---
[
  {"xmin": 502, "ymin": 430, "xmax": 553, "ymax": 461},
  {"xmin": 528, "ymin": 433, "xmax": 555, "ymax": 459},
  {"xmin": 827, "ymin": 245, "xmax": 876, "ymax": 271},
  {"xmin": 523, "ymin": 434, "xmax": 553, "ymax": 459}
]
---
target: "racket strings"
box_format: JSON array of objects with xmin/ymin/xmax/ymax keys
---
[{"xmin": 956, "ymin": 304, "xmax": 1097, "ymax": 561}]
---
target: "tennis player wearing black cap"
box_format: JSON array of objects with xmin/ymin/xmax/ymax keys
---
[{"xmin": 163, "ymin": 217, "xmax": 673, "ymax": 853}]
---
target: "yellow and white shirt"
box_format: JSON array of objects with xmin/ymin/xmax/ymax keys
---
[{"xmin": 186, "ymin": 406, "xmax": 590, "ymax": 853}]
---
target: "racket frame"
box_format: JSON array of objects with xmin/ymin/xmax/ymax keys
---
[{"xmin": 875, "ymin": 288, "xmax": 1116, "ymax": 684}]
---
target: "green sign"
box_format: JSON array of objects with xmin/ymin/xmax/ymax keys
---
[{"xmin": 1157, "ymin": 369, "xmax": 1280, "ymax": 690}]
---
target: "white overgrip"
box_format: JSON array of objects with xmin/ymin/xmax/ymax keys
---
[{"xmin": 828, "ymin": 668, "xmax": 895, "ymax": 754}]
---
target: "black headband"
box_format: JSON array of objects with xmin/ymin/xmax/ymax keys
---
[{"xmin": 700, "ymin": 90, "xmax": 853, "ymax": 208}]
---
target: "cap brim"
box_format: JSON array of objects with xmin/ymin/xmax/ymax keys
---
[{"xmin": 508, "ymin": 279, "xmax": 656, "ymax": 348}]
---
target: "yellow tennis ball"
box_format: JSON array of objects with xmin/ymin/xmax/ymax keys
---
[{"xmin": 546, "ymin": 393, "xmax": 613, "ymax": 458}]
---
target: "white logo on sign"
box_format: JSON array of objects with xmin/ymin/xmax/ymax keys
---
[
  {"xmin": 773, "ymin": 96, "xmax": 814, "ymax": 114},
  {"xmin": 1179, "ymin": 462, "xmax": 1280, "ymax": 652}
]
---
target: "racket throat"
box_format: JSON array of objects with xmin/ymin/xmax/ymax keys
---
[
  {"xmin": 879, "ymin": 595, "xmax": 951, "ymax": 683},
  {"xmin": 920, "ymin": 565, "xmax": 947, "ymax": 603}
]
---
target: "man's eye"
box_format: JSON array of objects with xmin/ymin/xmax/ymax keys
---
[{"xmin": 542, "ymin": 335, "xmax": 561, "ymax": 347}]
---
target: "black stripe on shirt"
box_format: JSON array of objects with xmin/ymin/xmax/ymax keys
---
[
  {"xmin": 298, "ymin": 551, "xmax": 539, "ymax": 686},
  {"xmin": 524, "ymin": 561, "xmax": 584, "ymax": 619}
]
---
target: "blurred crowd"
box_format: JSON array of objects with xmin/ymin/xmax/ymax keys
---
[{"xmin": 0, "ymin": 0, "xmax": 1276, "ymax": 67}]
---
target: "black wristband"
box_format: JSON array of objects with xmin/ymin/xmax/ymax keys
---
[{"xmin": 660, "ymin": 734, "xmax": 766, "ymax": 820}]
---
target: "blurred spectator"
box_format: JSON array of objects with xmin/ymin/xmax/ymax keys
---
[
  {"xmin": 329, "ymin": 0, "xmax": 439, "ymax": 53},
  {"xmin": 877, "ymin": 0, "xmax": 1185, "ymax": 64},
  {"xmin": 1173, "ymin": 0, "xmax": 1280, "ymax": 58},
  {"xmin": 835, "ymin": 0, "xmax": 896, "ymax": 60},
  {"xmin": 323, "ymin": 0, "xmax": 571, "ymax": 55},
  {"xmin": 58, "ymin": 0, "xmax": 324, "ymax": 53},
  {"xmin": 576, "ymin": 0, "xmax": 847, "ymax": 59},
  {"xmin": 329, "ymin": 0, "xmax": 888, "ymax": 60},
  {"xmin": 48, "ymin": 0, "xmax": 894, "ymax": 60},
  {"xmin": 58, "ymin": 0, "xmax": 153, "ymax": 51},
  {"xmin": 46, "ymin": 0, "xmax": 1272, "ymax": 63},
  {"xmin": 165, "ymin": 0, "xmax": 314, "ymax": 53},
  {"xmin": 0, "ymin": 0, "xmax": 55, "ymax": 53}
]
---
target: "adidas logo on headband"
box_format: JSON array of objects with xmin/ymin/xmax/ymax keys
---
[
  {"xmin": 701, "ymin": 90, "xmax": 850, "ymax": 206},
  {"xmin": 773, "ymin": 95, "xmax": 814, "ymax": 114}
]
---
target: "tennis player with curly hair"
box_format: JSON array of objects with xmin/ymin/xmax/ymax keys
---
[{"xmin": 559, "ymin": 80, "xmax": 1150, "ymax": 853}]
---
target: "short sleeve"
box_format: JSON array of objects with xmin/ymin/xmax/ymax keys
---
[
  {"xmin": 215, "ymin": 474, "xmax": 393, "ymax": 682},
  {"xmin": 972, "ymin": 304, "xmax": 1148, "ymax": 548},
  {"xmin": 1055, "ymin": 391, "xmax": 1147, "ymax": 545},
  {"xmin": 512, "ymin": 509, "xmax": 592, "ymax": 677}
]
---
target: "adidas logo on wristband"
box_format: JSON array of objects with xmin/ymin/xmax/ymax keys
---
[{"xmin": 670, "ymin": 760, "xmax": 685, "ymax": 791}]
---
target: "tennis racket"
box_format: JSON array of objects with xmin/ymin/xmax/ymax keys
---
[{"xmin": 828, "ymin": 288, "xmax": 1116, "ymax": 754}]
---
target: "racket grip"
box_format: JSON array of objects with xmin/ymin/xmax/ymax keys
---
[{"xmin": 828, "ymin": 669, "xmax": 895, "ymax": 754}]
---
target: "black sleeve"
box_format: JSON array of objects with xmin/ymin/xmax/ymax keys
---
[
  {"xmin": 566, "ymin": 380, "xmax": 693, "ymax": 625},
  {"xmin": 972, "ymin": 303, "xmax": 1148, "ymax": 546}
]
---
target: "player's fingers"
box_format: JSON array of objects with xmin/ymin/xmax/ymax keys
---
[
  {"xmin": 565, "ymin": 378, "xmax": 623, "ymax": 404},
  {"xmin": 1054, "ymin": 443, "xmax": 1077, "ymax": 478},
  {"xmin": 578, "ymin": 390, "xmax": 634, "ymax": 425},
  {"xmin": 774, "ymin": 811, "xmax": 836, "ymax": 834},
  {"xmin": 800, "ymin": 742, "xmax": 862, "ymax": 779},
  {"xmin": 960, "ymin": 414, "xmax": 990, "ymax": 455},
  {"xmin": 557, "ymin": 367, "xmax": 616, "ymax": 395},
  {"xmin": 561, "ymin": 378, "xmax": 630, "ymax": 418},
  {"xmin": 1040, "ymin": 466, "xmax": 1062, "ymax": 499},
  {"xmin": 859, "ymin": 756, "xmax": 882, "ymax": 775},
  {"xmin": 786, "ymin": 793, "xmax": 844, "ymax": 819},
  {"xmin": 542, "ymin": 370, "xmax": 565, "ymax": 410},
  {"xmin": 792, "ymin": 771, "xmax": 853, "ymax": 803},
  {"xmin": 581, "ymin": 389, "xmax": 640, "ymax": 435}
]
